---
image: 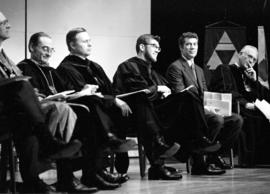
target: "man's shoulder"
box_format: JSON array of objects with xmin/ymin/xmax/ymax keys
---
[
  {"xmin": 17, "ymin": 59, "xmax": 35, "ymax": 70},
  {"xmin": 58, "ymin": 56, "xmax": 77, "ymax": 69},
  {"xmin": 171, "ymin": 58, "xmax": 184, "ymax": 65},
  {"xmin": 215, "ymin": 64, "xmax": 234, "ymax": 72},
  {"xmin": 167, "ymin": 58, "xmax": 185, "ymax": 73},
  {"xmin": 118, "ymin": 57, "xmax": 139, "ymax": 70}
]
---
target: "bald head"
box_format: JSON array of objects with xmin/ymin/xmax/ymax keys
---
[
  {"xmin": 0, "ymin": 11, "xmax": 11, "ymax": 42},
  {"xmin": 238, "ymin": 45, "xmax": 258, "ymax": 68}
]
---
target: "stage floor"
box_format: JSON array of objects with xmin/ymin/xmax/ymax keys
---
[{"xmin": 31, "ymin": 159, "xmax": 270, "ymax": 194}]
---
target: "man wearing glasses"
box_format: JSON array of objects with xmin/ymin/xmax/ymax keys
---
[
  {"xmin": 113, "ymin": 34, "xmax": 225, "ymax": 178},
  {"xmin": 209, "ymin": 45, "xmax": 270, "ymax": 167}
]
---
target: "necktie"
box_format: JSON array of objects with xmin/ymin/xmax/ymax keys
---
[{"xmin": 191, "ymin": 63, "xmax": 197, "ymax": 81}]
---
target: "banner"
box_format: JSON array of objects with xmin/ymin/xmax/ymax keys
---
[
  {"xmin": 203, "ymin": 26, "xmax": 246, "ymax": 85},
  {"xmin": 258, "ymin": 26, "xmax": 269, "ymax": 89}
]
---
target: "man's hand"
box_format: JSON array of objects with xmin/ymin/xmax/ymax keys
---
[
  {"xmin": 82, "ymin": 84, "xmax": 99, "ymax": 95},
  {"xmin": 115, "ymin": 97, "xmax": 132, "ymax": 117},
  {"xmin": 245, "ymin": 102, "xmax": 256, "ymax": 110},
  {"xmin": 244, "ymin": 67, "xmax": 257, "ymax": 81},
  {"xmin": 142, "ymin": 89, "xmax": 151, "ymax": 94},
  {"xmin": 157, "ymin": 85, "xmax": 171, "ymax": 98},
  {"xmin": 204, "ymin": 106, "xmax": 219, "ymax": 115}
]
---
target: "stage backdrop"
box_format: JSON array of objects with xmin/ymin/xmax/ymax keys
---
[
  {"xmin": 203, "ymin": 24, "xmax": 246, "ymax": 85},
  {"xmin": 0, "ymin": 0, "xmax": 150, "ymax": 79}
]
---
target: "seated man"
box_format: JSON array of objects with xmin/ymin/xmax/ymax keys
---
[
  {"xmin": 209, "ymin": 45, "xmax": 270, "ymax": 166},
  {"xmin": 56, "ymin": 28, "xmax": 182, "ymax": 181},
  {"xmin": 166, "ymin": 32, "xmax": 243, "ymax": 172},
  {"xmin": 0, "ymin": 79, "xmax": 82, "ymax": 193},
  {"xmin": 0, "ymin": 12, "xmax": 81, "ymax": 193},
  {"xmin": 113, "ymin": 34, "xmax": 225, "ymax": 177}
]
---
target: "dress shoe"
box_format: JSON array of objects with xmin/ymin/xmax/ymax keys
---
[
  {"xmin": 107, "ymin": 133, "xmax": 136, "ymax": 152},
  {"xmin": 193, "ymin": 137, "xmax": 221, "ymax": 154},
  {"xmin": 148, "ymin": 165, "xmax": 182, "ymax": 180},
  {"xmin": 164, "ymin": 166, "xmax": 183, "ymax": 176},
  {"xmin": 49, "ymin": 139, "xmax": 82, "ymax": 159},
  {"xmin": 22, "ymin": 178, "xmax": 56, "ymax": 193},
  {"xmin": 191, "ymin": 163, "xmax": 226, "ymax": 175},
  {"xmin": 117, "ymin": 173, "xmax": 130, "ymax": 183},
  {"xmin": 81, "ymin": 173, "xmax": 120, "ymax": 190},
  {"xmin": 153, "ymin": 136, "xmax": 180, "ymax": 158},
  {"xmin": 98, "ymin": 169, "xmax": 130, "ymax": 184},
  {"xmin": 56, "ymin": 176, "xmax": 98, "ymax": 193},
  {"xmin": 208, "ymin": 155, "xmax": 233, "ymax": 169}
]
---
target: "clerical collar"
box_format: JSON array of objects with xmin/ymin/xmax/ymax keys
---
[
  {"xmin": 30, "ymin": 58, "xmax": 50, "ymax": 67},
  {"xmin": 181, "ymin": 54, "xmax": 194, "ymax": 67},
  {"xmin": 234, "ymin": 62, "xmax": 240, "ymax": 68},
  {"xmin": 70, "ymin": 53, "xmax": 87, "ymax": 60}
]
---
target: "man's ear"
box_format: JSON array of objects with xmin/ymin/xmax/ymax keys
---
[
  {"xmin": 139, "ymin": 43, "xmax": 145, "ymax": 52},
  {"xmin": 29, "ymin": 43, "xmax": 34, "ymax": 53},
  {"xmin": 179, "ymin": 45, "xmax": 183, "ymax": 52},
  {"xmin": 70, "ymin": 41, "xmax": 76, "ymax": 50}
]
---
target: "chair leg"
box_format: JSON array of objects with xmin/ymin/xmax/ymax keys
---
[
  {"xmin": 0, "ymin": 142, "xmax": 8, "ymax": 192},
  {"xmin": 186, "ymin": 156, "xmax": 193, "ymax": 174},
  {"xmin": 230, "ymin": 148, "xmax": 234, "ymax": 168},
  {"xmin": 0, "ymin": 139, "xmax": 16, "ymax": 194},
  {"xmin": 137, "ymin": 137, "xmax": 146, "ymax": 178},
  {"xmin": 109, "ymin": 153, "xmax": 115, "ymax": 174},
  {"xmin": 8, "ymin": 139, "xmax": 16, "ymax": 194}
]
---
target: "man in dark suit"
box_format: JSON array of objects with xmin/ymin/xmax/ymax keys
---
[
  {"xmin": 209, "ymin": 45, "xmax": 270, "ymax": 166},
  {"xmin": 113, "ymin": 34, "xmax": 225, "ymax": 177},
  {"xmin": 166, "ymin": 32, "xmax": 243, "ymax": 172}
]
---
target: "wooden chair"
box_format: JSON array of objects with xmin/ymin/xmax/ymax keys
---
[
  {"xmin": 109, "ymin": 133, "xmax": 147, "ymax": 178},
  {"xmin": 0, "ymin": 117, "xmax": 16, "ymax": 194}
]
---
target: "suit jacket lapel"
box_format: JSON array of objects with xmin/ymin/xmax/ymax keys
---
[{"xmin": 195, "ymin": 64, "xmax": 203, "ymax": 93}]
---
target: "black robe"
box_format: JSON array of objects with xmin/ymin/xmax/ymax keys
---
[
  {"xmin": 57, "ymin": 55, "xmax": 115, "ymax": 106},
  {"xmin": 210, "ymin": 64, "xmax": 270, "ymax": 165},
  {"xmin": 113, "ymin": 56, "xmax": 167, "ymax": 101},
  {"xmin": 17, "ymin": 59, "xmax": 64, "ymax": 96}
]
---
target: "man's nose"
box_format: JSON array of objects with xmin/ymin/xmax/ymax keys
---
[{"xmin": 6, "ymin": 23, "xmax": 11, "ymax": 29}]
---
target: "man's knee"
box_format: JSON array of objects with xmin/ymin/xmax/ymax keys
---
[{"xmin": 228, "ymin": 113, "xmax": 243, "ymax": 131}]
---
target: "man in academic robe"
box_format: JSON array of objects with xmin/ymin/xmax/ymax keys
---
[{"xmin": 209, "ymin": 45, "xmax": 270, "ymax": 166}]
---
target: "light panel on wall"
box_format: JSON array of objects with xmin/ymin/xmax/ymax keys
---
[{"xmin": 26, "ymin": 0, "xmax": 151, "ymax": 79}]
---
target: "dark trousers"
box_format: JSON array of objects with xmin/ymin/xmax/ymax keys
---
[
  {"xmin": 154, "ymin": 92, "xmax": 209, "ymax": 146},
  {"xmin": 238, "ymin": 107, "xmax": 270, "ymax": 166},
  {"xmin": 0, "ymin": 80, "xmax": 47, "ymax": 184},
  {"xmin": 205, "ymin": 110, "xmax": 243, "ymax": 154},
  {"xmin": 121, "ymin": 92, "xmax": 210, "ymax": 166},
  {"xmin": 70, "ymin": 95, "xmax": 128, "ymax": 175}
]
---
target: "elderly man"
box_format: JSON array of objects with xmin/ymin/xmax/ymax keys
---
[
  {"xmin": 166, "ymin": 32, "xmax": 243, "ymax": 173},
  {"xmin": 0, "ymin": 11, "xmax": 81, "ymax": 193},
  {"xmin": 209, "ymin": 45, "xmax": 270, "ymax": 166}
]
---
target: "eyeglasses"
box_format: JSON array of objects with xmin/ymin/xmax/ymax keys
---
[
  {"xmin": 144, "ymin": 43, "xmax": 161, "ymax": 52},
  {"xmin": 0, "ymin": 20, "xmax": 9, "ymax": 26},
  {"xmin": 39, "ymin": 46, "xmax": 55, "ymax": 53}
]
